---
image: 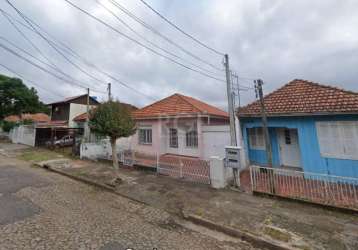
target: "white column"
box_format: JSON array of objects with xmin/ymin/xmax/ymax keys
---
[{"xmin": 210, "ymin": 156, "xmax": 227, "ymax": 189}]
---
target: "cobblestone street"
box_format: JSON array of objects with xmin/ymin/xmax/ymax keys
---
[{"xmin": 0, "ymin": 155, "xmax": 254, "ymax": 250}]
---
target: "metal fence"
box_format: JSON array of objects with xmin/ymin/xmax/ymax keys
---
[
  {"xmin": 119, "ymin": 150, "xmax": 210, "ymax": 184},
  {"xmin": 250, "ymin": 166, "xmax": 358, "ymax": 210}
]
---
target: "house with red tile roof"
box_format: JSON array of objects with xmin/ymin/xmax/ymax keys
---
[
  {"xmin": 4, "ymin": 113, "xmax": 50, "ymax": 123},
  {"xmin": 131, "ymin": 93, "xmax": 230, "ymax": 159},
  {"xmin": 238, "ymin": 79, "xmax": 358, "ymax": 178}
]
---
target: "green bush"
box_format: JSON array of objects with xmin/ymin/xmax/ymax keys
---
[{"xmin": 1, "ymin": 120, "xmax": 18, "ymax": 132}]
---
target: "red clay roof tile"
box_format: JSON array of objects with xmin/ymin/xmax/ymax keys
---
[
  {"xmin": 238, "ymin": 79, "xmax": 358, "ymax": 117},
  {"xmin": 132, "ymin": 93, "xmax": 228, "ymax": 119}
]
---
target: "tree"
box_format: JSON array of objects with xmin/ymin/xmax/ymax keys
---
[
  {"xmin": 0, "ymin": 74, "xmax": 49, "ymax": 120},
  {"xmin": 89, "ymin": 101, "xmax": 136, "ymax": 169}
]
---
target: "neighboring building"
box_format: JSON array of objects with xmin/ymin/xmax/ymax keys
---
[
  {"xmin": 48, "ymin": 94, "xmax": 99, "ymax": 128},
  {"xmin": 4, "ymin": 113, "xmax": 50, "ymax": 124},
  {"xmin": 35, "ymin": 94, "xmax": 100, "ymax": 146},
  {"xmin": 5, "ymin": 113, "xmax": 50, "ymax": 147},
  {"xmin": 73, "ymin": 103, "xmax": 137, "ymax": 142},
  {"xmin": 238, "ymin": 79, "xmax": 358, "ymax": 178},
  {"xmin": 131, "ymin": 93, "xmax": 230, "ymax": 159},
  {"xmin": 72, "ymin": 103, "xmax": 137, "ymax": 128}
]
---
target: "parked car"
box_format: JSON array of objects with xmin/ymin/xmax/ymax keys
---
[{"xmin": 46, "ymin": 135, "xmax": 81, "ymax": 147}]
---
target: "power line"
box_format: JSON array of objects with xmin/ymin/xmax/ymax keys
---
[
  {"xmin": 62, "ymin": 0, "xmax": 226, "ymax": 82},
  {"xmin": 109, "ymin": 0, "xmax": 224, "ymax": 72},
  {"xmin": 0, "ymin": 8, "xmax": 107, "ymax": 92},
  {"xmin": 0, "ymin": 8, "xmax": 61, "ymax": 74},
  {"xmin": 1, "ymin": 8, "xmax": 156, "ymax": 101},
  {"xmin": 0, "ymin": 42, "xmax": 106, "ymax": 94},
  {"xmin": 1, "ymin": 7, "xmax": 101, "ymax": 89},
  {"xmin": 138, "ymin": 0, "xmax": 224, "ymax": 56},
  {"xmin": 0, "ymin": 35, "xmax": 95, "ymax": 90},
  {"xmin": 5, "ymin": 0, "xmax": 108, "ymax": 86},
  {"xmin": 0, "ymin": 62, "xmax": 66, "ymax": 100},
  {"xmin": 97, "ymin": 0, "xmax": 221, "ymax": 76}
]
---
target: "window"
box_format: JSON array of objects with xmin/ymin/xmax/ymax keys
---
[
  {"xmin": 248, "ymin": 128, "xmax": 265, "ymax": 150},
  {"xmin": 284, "ymin": 129, "xmax": 291, "ymax": 144},
  {"xmin": 169, "ymin": 128, "xmax": 178, "ymax": 148},
  {"xmin": 316, "ymin": 121, "xmax": 358, "ymax": 160},
  {"xmin": 186, "ymin": 130, "xmax": 198, "ymax": 147},
  {"xmin": 138, "ymin": 128, "xmax": 152, "ymax": 145}
]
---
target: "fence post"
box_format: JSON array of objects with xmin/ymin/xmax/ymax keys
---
[
  {"xmin": 180, "ymin": 159, "xmax": 183, "ymax": 178},
  {"xmin": 156, "ymin": 152, "xmax": 159, "ymax": 173},
  {"xmin": 250, "ymin": 166, "xmax": 254, "ymax": 192}
]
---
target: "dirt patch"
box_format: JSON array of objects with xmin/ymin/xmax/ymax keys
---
[
  {"xmin": 17, "ymin": 149, "xmax": 64, "ymax": 163},
  {"xmin": 263, "ymin": 226, "xmax": 291, "ymax": 242}
]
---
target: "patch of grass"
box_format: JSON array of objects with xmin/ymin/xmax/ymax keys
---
[
  {"xmin": 18, "ymin": 149, "xmax": 64, "ymax": 163},
  {"xmin": 263, "ymin": 226, "xmax": 291, "ymax": 242}
]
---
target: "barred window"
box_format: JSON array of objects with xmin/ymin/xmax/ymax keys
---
[
  {"xmin": 186, "ymin": 130, "xmax": 198, "ymax": 148},
  {"xmin": 169, "ymin": 128, "xmax": 178, "ymax": 148},
  {"xmin": 139, "ymin": 128, "xmax": 152, "ymax": 145}
]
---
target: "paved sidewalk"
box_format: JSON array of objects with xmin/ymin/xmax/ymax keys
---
[{"xmin": 39, "ymin": 158, "xmax": 358, "ymax": 250}]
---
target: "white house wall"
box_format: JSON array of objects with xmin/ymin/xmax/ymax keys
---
[
  {"xmin": 9, "ymin": 125, "xmax": 36, "ymax": 147},
  {"xmin": 202, "ymin": 125, "xmax": 230, "ymax": 159},
  {"xmin": 68, "ymin": 103, "xmax": 96, "ymax": 128}
]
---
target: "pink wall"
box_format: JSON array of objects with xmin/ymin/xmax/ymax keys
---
[{"xmin": 132, "ymin": 116, "xmax": 229, "ymax": 159}]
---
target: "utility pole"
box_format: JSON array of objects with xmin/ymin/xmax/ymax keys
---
[
  {"xmin": 255, "ymin": 79, "xmax": 275, "ymax": 193},
  {"xmin": 108, "ymin": 83, "xmax": 112, "ymax": 101},
  {"xmin": 224, "ymin": 54, "xmax": 239, "ymax": 187},
  {"xmin": 224, "ymin": 54, "xmax": 237, "ymax": 146},
  {"xmin": 84, "ymin": 88, "xmax": 90, "ymax": 142}
]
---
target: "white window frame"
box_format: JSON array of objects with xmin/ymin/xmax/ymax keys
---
[
  {"xmin": 186, "ymin": 130, "xmax": 198, "ymax": 148},
  {"xmin": 138, "ymin": 127, "xmax": 152, "ymax": 145},
  {"xmin": 316, "ymin": 121, "xmax": 358, "ymax": 160},
  {"xmin": 248, "ymin": 127, "xmax": 265, "ymax": 150},
  {"xmin": 169, "ymin": 128, "xmax": 178, "ymax": 148}
]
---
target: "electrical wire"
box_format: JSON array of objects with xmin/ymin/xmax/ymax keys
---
[
  {"xmin": 109, "ymin": 0, "xmax": 224, "ymax": 72},
  {"xmin": 0, "ymin": 42, "xmax": 107, "ymax": 94},
  {"xmin": 1, "ymin": 8, "xmax": 156, "ymax": 101},
  {"xmin": 0, "ymin": 36, "xmax": 96, "ymax": 90},
  {"xmin": 97, "ymin": 0, "xmax": 221, "ymax": 76},
  {"xmin": 62, "ymin": 0, "xmax": 226, "ymax": 82},
  {"xmin": 138, "ymin": 0, "xmax": 224, "ymax": 56},
  {"xmin": 5, "ymin": 0, "xmax": 107, "ymax": 86},
  {"xmin": 0, "ymin": 8, "xmax": 62, "ymax": 74},
  {"xmin": 0, "ymin": 62, "xmax": 66, "ymax": 100}
]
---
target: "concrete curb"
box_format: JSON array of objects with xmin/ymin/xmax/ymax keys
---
[
  {"xmin": 184, "ymin": 214, "xmax": 290, "ymax": 250},
  {"xmin": 37, "ymin": 163, "xmax": 290, "ymax": 249},
  {"xmin": 253, "ymin": 191, "xmax": 358, "ymax": 215},
  {"xmin": 36, "ymin": 163, "xmax": 149, "ymax": 207}
]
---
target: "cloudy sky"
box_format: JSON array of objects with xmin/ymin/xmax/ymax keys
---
[{"xmin": 0, "ymin": 0, "xmax": 357, "ymax": 110}]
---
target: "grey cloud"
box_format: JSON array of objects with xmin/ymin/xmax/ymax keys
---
[{"xmin": 0, "ymin": 0, "xmax": 357, "ymax": 110}]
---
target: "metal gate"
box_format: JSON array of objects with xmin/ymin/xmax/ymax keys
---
[{"xmin": 120, "ymin": 150, "xmax": 210, "ymax": 184}]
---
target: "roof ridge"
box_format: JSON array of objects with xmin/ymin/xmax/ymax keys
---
[
  {"xmin": 293, "ymin": 79, "xmax": 358, "ymax": 95},
  {"xmin": 132, "ymin": 93, "xmax": 178, "ymax": 113},
  {"xmin": 175, "ymin": 93, "xmax": 203, "ymax": 113},
  {"xmin": 176, "ymin": 93, "xmax": 228, "ymax": 114}
]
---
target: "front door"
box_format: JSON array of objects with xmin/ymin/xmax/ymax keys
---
[{"xmin": 278, "ymin": 128, "xmax": 301, "ymax": 167}]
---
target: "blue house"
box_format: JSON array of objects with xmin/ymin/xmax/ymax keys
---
[{"xmin": 238, "ymin": 79, "xmax": 358, "ymax": 178}]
